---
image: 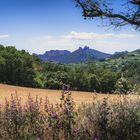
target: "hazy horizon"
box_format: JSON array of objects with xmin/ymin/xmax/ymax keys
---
[
  {"xmin": 0, "ymin": 0, "xmax": 140, "ymax": 54},
  {"xmin": 1, "ymin": 45, "xmax": 138, "ymax": 55}
]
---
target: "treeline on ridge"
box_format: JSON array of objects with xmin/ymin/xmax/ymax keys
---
[{"xmin": 0, "ymin": 45, "xmax": 140, "ymax": 94}]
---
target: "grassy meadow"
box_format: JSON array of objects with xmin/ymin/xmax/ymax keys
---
[
  {"xmin": 0, "ymin": 84, "xmax": 138, "ymax": 106},
  {"xmin": 0, "ymin": 0, "xmax": 140, "ymax": 139},
  {"xmin": 0, "ymin": 46, "xmax": 140, "ymax": 139},
  {"xmin": 0, "ymin": 84, "xmax": 139, "ymax": 140}
]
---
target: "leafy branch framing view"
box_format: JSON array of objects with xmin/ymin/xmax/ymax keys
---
[{"xmin": 75, "ymin": 0, "xmax": 140, "ymax": 30}]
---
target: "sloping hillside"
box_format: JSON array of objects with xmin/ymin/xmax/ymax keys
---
[{"xmin": 36, "ymin": 46, "xmax": 111, "ymax": 64}]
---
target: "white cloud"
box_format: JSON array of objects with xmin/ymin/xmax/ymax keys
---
[
  {"xmin": 33, "ymin": 35, "xmax": 53, "ymax": 40},
  {"xmin": 0, "ymin": 34, "xmax": 9, "ymax": 39},
  {"xmin": 61, "ymin": 31, "xmax": 136, "ymax": 40},
  {"xmin": 42, "ymin": 35, "xmax": 53, "ymax": 40},
  {"xmin": 27, "ymin": 32, "xmax": 139, "ymax": 54},
  {"xmin": 28, "ymin": 35, "xmax": 72, "ymax": 53},
  {"xmin": 61, "ymin": 31, "xmax": 96, "ymax": 40},
  {"xmin": 1, "ymin": 32, "xmax": 139, "ymax": 54},
  {"xmin": 115, "ymin": 34, "xmax": 136, "ymax": 39}
]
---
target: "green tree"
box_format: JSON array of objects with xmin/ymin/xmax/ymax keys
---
[
  {"xmin": 0, "ymin": 45, "xmax": 38, "ymax": 87},
  {"xmin": 115, "ymin": 73, "xmax": 132, "ymax": 94},
  {"xmin": 100, "ymin": 70, "xmax": 119, "ymax": 93},
  {"xmin": 75, "ymin": 0, "xmax": 140, "ymax": 30},
  {"xmin": 88, "ymin": 74, "xmax": 100, "ymax": 92}
]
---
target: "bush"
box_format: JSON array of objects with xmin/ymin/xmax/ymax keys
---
[
  {"xmin": 0, "ymin": 91, "xmax": 80, "ymax": 140},
  {"xmin": 44, "ymin": 90, "xmax": 79, "ymax": 140},
  {"xmin": 115, "ymin": 74, "xmax": 132, "ymax": 94},
  {"xmin": 0, "ymin": 91, "xmax": 139, "ymax": 140},
  {"xmin": 0, "ymin": 94, "xmax": 45, "ymax": 140},
  {"xmin": 77, "ymin": 95, "xmax": 140, "ymax": 140}
]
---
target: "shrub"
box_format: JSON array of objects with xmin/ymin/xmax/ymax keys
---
[
  {"xmin": 78, "ymin": 95, "xmax": 140, "ymax": 140},
  {"xmin": 44, "ymin": 90, "xmax": 79, "ymax": 140},
  {"xmin": 0, "ymin": 91, "xmax": 139, "ymax": 140},
  {"xmin": 0, "ymin": 94, "xmax": 46, "ymax": 140},
  {"xmin": 115, "ymin": 74, "xmax": 132, "ymax": 94}
]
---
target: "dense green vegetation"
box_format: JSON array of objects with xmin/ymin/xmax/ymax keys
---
[
  {"xmin": 0, "ymin": 45, "xmax": 41, "ymax": 87},
  {"xmin": 0, "ymin": 45, "xmax": 140, "ymax": 94}
]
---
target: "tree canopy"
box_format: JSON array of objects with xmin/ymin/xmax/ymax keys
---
[
  {"xmin": 1, "ymin": 45, "xmax": 140, "ymax": 94},
  {"xmin": 75, "ymin": 0, "xmax": 140, "ymax": 30},
  {"xmin": 0, "ymin": 45, "xmax": 41, "ymax": 87}
]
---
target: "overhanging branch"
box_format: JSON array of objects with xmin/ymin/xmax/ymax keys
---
[{"xmin": 75, "ymin": 0, "xmax": 140, "ymax": 29}]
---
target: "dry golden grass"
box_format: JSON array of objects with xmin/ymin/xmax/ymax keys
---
[{"xmin": 0, "ymin": 84, "xmax": 139, "ymax": 106}]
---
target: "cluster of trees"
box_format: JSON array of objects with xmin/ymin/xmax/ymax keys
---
[
  {"xmin": 0, "ymin": 45, "xmax": 140, "ymax": 94},
  {"xmin": 38, "ymin": 62, "xmax": 120, "ymax": 93},
  {"xmin": 0, "ymin": 45, "xmax": 41, "ymax": 87},
  {"xmin": 38, "ymin": 61, "xmax": 134, "ymax": 93}
]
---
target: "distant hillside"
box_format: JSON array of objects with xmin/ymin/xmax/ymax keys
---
[
  {"xmin": 109, "ymin": 49, "xmax": 140, "ymax": 60},
  {"xmin": 36, "ymin": 46, "xmax": 111, "ymax": 64},
  {"xmin": 37, "ymin": 50, "xmax": 71, "ymax": 63},
  {"xmin": 110, "ymin": 51, "xmax": 128, "ymax": 59},
  {"xmin": 1, "ymin": 44, "xmax": 140, "ymax": 93}
]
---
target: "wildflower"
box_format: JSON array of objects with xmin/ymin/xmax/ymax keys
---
[
  {"xmin": 92, "ymin": 133, "xmax": 100, "ymax": 140},
  {"xmin": 23, "ymin": 102, "xmax": 28, "ymax": 111},
  {"xmin": 0, "ymin": 103, "xmax": 2, "ymax": 108},
  {"xmin": 73, "ymin": 128, "xmax": 80, "ymax": 133}
]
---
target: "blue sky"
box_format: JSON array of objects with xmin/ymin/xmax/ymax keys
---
[{"xmin": 0, "ymin": 0, "xmax": 140, "ymax": 54}]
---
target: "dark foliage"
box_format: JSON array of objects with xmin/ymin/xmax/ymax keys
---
[
  {"xmin": 75, "ymin": 0, "xmax": 140, "ymax": 30},
  {"xmin": 1, "ymin": 45, "xmax": 140, "ymax": 94}
]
